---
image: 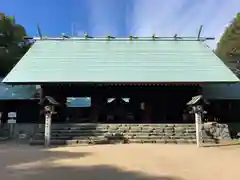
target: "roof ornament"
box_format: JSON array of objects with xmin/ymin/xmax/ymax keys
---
[
  {"xmin": 36, "ymin": 24, "xmax": 43, "ymax": 40},
  {"xmin": 173, "ymin": 34, "xmax": 182, "ymax": 40},
  {"xmin": 107, "ymin": 33, "xmax": 115, "ymax": 40},
  {"xmin": 152, "ymin": 33, "xmax": 156, "ymax": 40},
  {"xmin": 173, "ymin": 34, "xmax": 178, "ymax": 40},
  {"xmin": 107, "ymin": 33, "xmax": 111, "ymax": 40},
  {"xmin": 197, "ymin": 25, "xmax": 203, "ymax": 40},
  {"xmin": 84, "ymin": 32, "xmax": 88, "ymax": 40},
  {"xmin": 61, "ymin": 33, "xmax": 69, "ymax": 39},
  {"xmin": 129, "ymin": 33, "xmax": 133, "ymax": 40},
  {"xmin": 28, "ymin": 31, "xmax": 215, "ymax": 41},
  {"xmin": 129, "ymin": 34, "xmax": 138, "ymax": 40}
]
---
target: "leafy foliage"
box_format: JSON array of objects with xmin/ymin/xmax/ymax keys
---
[
  {"xmin": 215, "ymin": 13, "xmax": 240, "ymax": 75},
  {"xmin": 0, "ymin": 12, "xmax": 32, "ymax": 76}
]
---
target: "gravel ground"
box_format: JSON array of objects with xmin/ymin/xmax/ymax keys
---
[{"xmin": 0, "ymin": 143, "xmax": 239, "ymax": 180}]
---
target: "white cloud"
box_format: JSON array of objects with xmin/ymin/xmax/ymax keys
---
[{"xmin": 130, "ymin": 0, "xmax": 240, "ymax": 49}]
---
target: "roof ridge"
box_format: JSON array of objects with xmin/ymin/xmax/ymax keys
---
[{"xmin": 28, "ymin": 36, "xmax": 215, "ymax": 42}]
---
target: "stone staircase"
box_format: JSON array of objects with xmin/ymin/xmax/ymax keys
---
[{"xmin": 30, "ymin": 123, "xmax": 218, "ymax": 146}]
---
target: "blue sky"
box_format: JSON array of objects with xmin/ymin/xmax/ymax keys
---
[{"xmin": 1, "ymin": 0, "xmax": 240, "ymax": 49}]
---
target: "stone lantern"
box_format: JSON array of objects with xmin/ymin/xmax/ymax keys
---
[
  {"xmin": 187, "ymin": 95, "xmax": 208, "ymax": 147},
  {"xmin": 40, "ymin": 96, "xmax": 59, "ymax": 147}
]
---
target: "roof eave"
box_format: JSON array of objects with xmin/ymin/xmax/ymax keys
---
[{"xmin": 2, "ymin": 81, "xmax": 239, "ymax": 86}]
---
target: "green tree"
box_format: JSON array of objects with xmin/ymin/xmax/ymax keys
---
[
  {"xmin": 215, "ymin": 13, "xmax": 240, "ymax": 75},
  {"xmin": 0, "ymin": 12, "xmax": 31, "ymax": 76}
]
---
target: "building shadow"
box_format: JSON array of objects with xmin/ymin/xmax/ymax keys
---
[
  {"xmin": 6, "ymin": 164, "xmax": 184, "ymax": 180},
  {"xmin": 0, "ymin": 144, "xmax": 91, "ymax": 167},
  {"xmin": 0, "ymin": 144, "xmax": 184, "ymax": 180}
]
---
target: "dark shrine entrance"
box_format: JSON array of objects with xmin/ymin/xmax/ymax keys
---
[{"xmin": 42, "ymin": 84, "xmax": 200, "ymax": 123}]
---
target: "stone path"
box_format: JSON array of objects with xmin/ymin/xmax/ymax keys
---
[{"xmin": 0, "ymin": 143, "xmax": 239, "ymax": 180}]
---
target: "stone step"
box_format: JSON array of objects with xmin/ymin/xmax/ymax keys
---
[
  {"xmin": 30, "ymin": 138, "xmax": 110, "ymax": 146},
  {"xmin": 52, "ymin": 123, "xmax": 195, "ymax": 126},
  {"xmin": 53, "ymin": 124, "xmax": 195, "ymax": 129},
  {"xmin": 58, "ymin": 124, "xmax": 195, "ymax": 128},
  {"xmin": 131, "ymin": 136, "xmax": 195, "ymax": 140},
  {"xmin": 35, "ymin": 133, "xmax": 106, "ymax": 138},
  {"xmin": 35, "ymin": 131, "xmax": 196, "ymax": 139},
  {"xmin": 47, "ymin": 131, "xmax": 196, "ymax": 136},
  {"xmin": 51, "ymin": 124, "xmax": 196, "ymax": 130},
  {"xmin": 37, "ymin": 132, "xmax": 108, "ymax": 136},
  {"xmin": 36, "ymin": 132, "xmax": 196, "ymax": 139},
  {"xmin": 50, "ymin": 128, "xmax": 195, "ymax": 133},
  {"xmin": 33, "ymin": 135, "xmax": 196, "ymax": 141},
  {"xmin": 38, "ymin": 128, "xmax": 196, "ymax": 134},
  {"xmin": 31, "ymin": 138, "xmax": 218, "ymax": 146},
  {"xmin": 51, "ymin": 129, "xmax": 196, "ymax": 134},
  {"xmin": 57, "ymin": 127, "xmax": 109, "ymax": 131},
  {"xmin": 34, "ymin": 135, "xmax": 110, "ymax": 140},
  {"xmin": 51, "ymin": 129, "xmax": 108, "ymax": 133},
  {"xmin": 30, "ymin": 139, "xmax": 66, "ymax": 146},
  {"xmin": 33, "ymin": 132, "xmax": 196, "ymax": 141},
  {"xmin": 34, "ymin": 134, "xmax": 216, "ymax": 142},
  {"xmin": 30, "ymin": 137, "xmax": 198, "ymax": 146},
  {"xmin": 30, "ymin": 124, "xmax": 206, "ymax": 146},
  {"xmin": 202, "ymin": 139, "xmax": 219, "ymax": 144}
]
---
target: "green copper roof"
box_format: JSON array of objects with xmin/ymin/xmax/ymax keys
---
[{"xmin": 3, "ymin": 39, "xmax": 239, "ymax": 84}]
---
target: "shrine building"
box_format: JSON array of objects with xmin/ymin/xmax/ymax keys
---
[{"xmin": 1, "ymin": 35, "xmax": 239, "ymax": 145}]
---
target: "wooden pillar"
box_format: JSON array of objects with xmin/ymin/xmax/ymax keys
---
[
  {"xmin": 115, "ymin": 98, "xmax": 126, "ymax": 122},
  {"xmin": 56, "ymin": 96, "xmax": 67, "ymax": 122},
  {"xmin": 142, "ymin": 101, "xmax": 152, "ymax": 123},
  {"xmin": 90, "ymin": 96, "xmax": 100, "ymax": 122},
  {"xmin": 39, "ymin": 85, "xmax": 46, "ymax": 124}
]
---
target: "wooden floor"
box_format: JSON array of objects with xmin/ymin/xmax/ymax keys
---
[{"xmin": 0, "ymin": 143, "xmax": 239, "ymax": 180}]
